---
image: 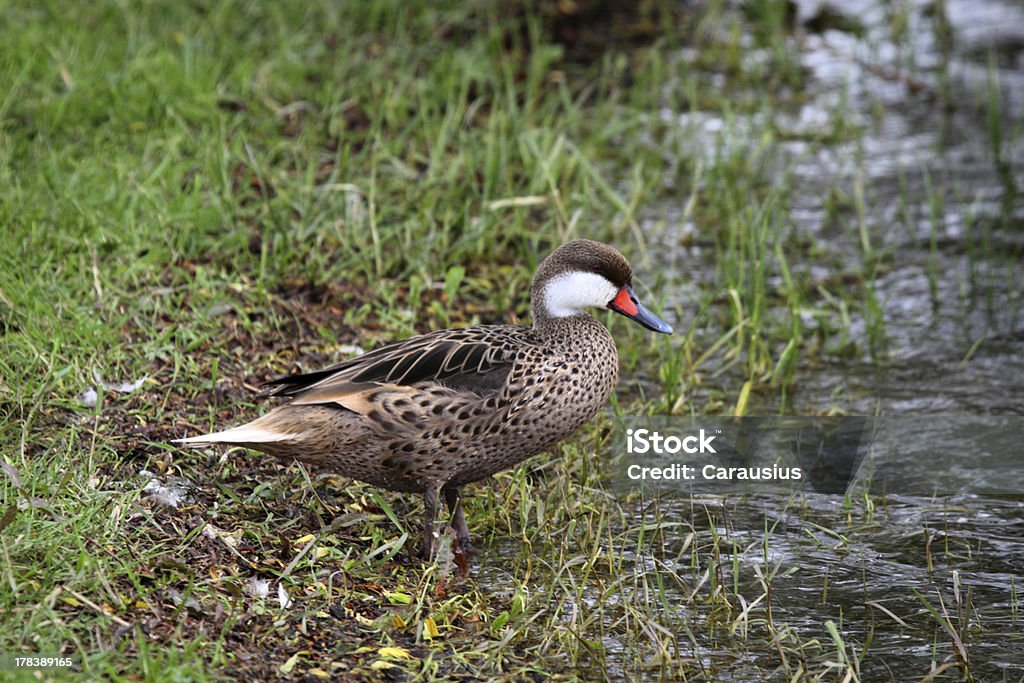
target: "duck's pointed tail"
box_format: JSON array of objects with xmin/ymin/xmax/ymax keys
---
[{"xmin": 173, "ymin": 416, "xmax": 297, "ymax": 447}]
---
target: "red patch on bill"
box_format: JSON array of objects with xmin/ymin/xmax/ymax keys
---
[{"xmin": 613, "ymin": 287, "xmax": 638, "ymax": 316}]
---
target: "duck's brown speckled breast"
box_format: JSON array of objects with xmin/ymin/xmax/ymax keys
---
[{"xmin": 444, "ymin": 315, "xmax": 619, "ymax": 487}]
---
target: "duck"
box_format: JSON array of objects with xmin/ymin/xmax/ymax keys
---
[{"xmin": 175, "ymin": 239, "xmax": 672, "ymax": 558}]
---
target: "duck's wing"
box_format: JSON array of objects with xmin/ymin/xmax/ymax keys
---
[{"xmin": 265, "ymin": 325, "xmax": 531, "ymax": 403}]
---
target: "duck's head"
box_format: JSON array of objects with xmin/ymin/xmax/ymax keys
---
[{"xmin": 531, "ymin": 239, "xmax": 673, "ymax": 334}]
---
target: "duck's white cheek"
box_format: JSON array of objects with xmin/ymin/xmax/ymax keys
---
[{"xmin": 542, "ymin": 272, "xmax": 619, "ymax": 317}]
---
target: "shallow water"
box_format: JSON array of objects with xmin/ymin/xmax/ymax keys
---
[
  {"xmin": 776, "ymin": 0, "xmax": 1024, "ymax": 416},
  {"xmin": 478, "ymin": 0, "xmax": 1024, "ymax": 678},
  {"xmin": 649, "ymin": 0, "xmax": 1024, "ymax": 417}
]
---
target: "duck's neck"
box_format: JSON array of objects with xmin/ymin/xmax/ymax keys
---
[
  {"xmin": 531, "ymin": 309, "xmax": 591, "ymax": 335},
  {"xmin": 529, "ymin": 286, "xmax": 590, "ymax": 337}
]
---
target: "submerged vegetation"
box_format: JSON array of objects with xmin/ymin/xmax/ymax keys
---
[{"xmin": 1, "ymin": 0, "xmax": 1021, "ymax": 680}]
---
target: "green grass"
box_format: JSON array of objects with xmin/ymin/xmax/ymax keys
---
[{"xmin": 2, "ymin": 0, "xmax": 1022, "ymax": 680}]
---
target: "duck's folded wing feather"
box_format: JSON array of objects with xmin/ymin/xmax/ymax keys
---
[{"xmin": 265, "ymin": 325, "xmax": 529, "ymax": 400}]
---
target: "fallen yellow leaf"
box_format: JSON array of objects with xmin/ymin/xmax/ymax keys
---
[
  {"xmin": 423, "ymin": 616, "xmax": 440, "ymax": 639},
  {"xmin": 279, "ymin": 651, "xmax": 302, "ymax": 674},
  {"xmin": 378, "ymin": 646, "xmax": 413, "ymax": 660}
]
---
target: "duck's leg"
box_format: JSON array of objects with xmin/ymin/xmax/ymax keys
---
[
  {"xmin": 421, "ymin": 486, "xmax": 442, "ymax": 559},
  {"xmin": 442, "ymin": 484, "xmax": 476, "ymax": 554}
]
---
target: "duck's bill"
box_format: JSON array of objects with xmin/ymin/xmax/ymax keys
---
[{"xmin": 609, "ymin": 285, "xmax": 674, "ymax": 334}]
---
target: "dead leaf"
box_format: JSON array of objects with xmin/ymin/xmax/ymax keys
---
[
  {"xmin": 0, "ymin": 505, "xmax": 16, "ymax": 533},
  {"xmin": 1, "ymin": 460, "xmax": 21, "ymax": 488},
  {"xmin": 423, "ymin": 616, "xmax": 440, "ymax": 639},
  {"xmin": 279, "ymin": 651, "xmax": 302, "ymax": 674}
]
